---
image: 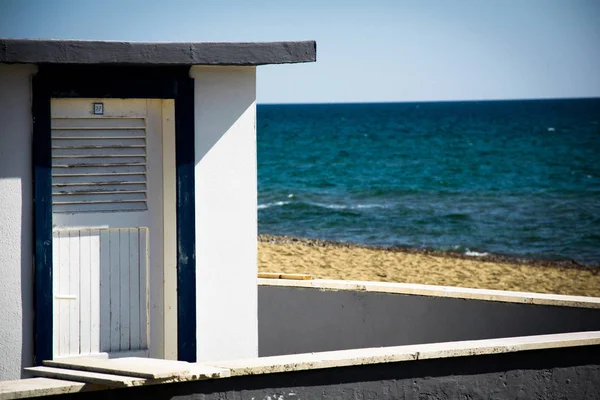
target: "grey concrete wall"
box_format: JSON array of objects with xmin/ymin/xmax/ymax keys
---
[
  {"xmin": 258, "ymin": 286, "xmax": 600, "ymax": 357},
  {"xmin": 55, "ymin": 345, "xmax": 600, "ymax": 399}
]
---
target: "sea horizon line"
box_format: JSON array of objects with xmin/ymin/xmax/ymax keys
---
[{"xmin": 257, "ymin": 96, "xmax": 600, "ymax": 106}]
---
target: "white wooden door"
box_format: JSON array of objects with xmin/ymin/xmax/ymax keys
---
[{"xmin": 50, "ymin": 99, "xmax": 176, "ymax": 359}]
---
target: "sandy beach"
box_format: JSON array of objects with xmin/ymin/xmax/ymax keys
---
[{"xmin": 258, "ymin": 235, "xmax": 600, "ymax": 297}]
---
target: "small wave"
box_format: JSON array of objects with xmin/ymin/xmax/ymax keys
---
[
  {"xmin": 312, "ymin": 202, "xmax": 388, "ymax": 210},
  {"xmin": 313, "ymin": 203, "xmax": 348, "ymax": 209},
  {"xmin": 356, "ymin": 204, "xmax": 388, "ymax": 209},
  {"xmin": 258, "ymin": 200, "xmax": 390, "ymax": 212},
  {"xmin": 465, "ymin": 249, "xmax": 489, "ymax": 257},
  {"xmin": 258, "ymin": 201, "xmax": 290, "ymax": 210}
]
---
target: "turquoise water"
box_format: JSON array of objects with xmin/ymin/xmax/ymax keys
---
[{"xmin": 257, "ymin": 99, "xmax": 600, "ymax": 264}]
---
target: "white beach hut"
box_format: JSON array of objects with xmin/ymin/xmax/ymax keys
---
[{"xmin": 0, "ymin": 38, "xmax": 316, "ymax": 381}]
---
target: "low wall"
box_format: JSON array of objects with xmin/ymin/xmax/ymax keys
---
[
  {"xmin": 46, "ymin": 344, "xmax": 600, "ymax": 400},
  {"xmin": 258, "ymin": 282, "xmax": 600, "ymax": 357}
]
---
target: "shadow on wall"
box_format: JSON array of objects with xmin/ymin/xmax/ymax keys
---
[{"xmin": 193, "ymin": 67, "xmax": 256, "ymax": 165}]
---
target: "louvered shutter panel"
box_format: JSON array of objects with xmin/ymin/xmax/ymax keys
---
[{"xmin": 51, "ymin": 117, "xmax": 148, "ymax": 213}]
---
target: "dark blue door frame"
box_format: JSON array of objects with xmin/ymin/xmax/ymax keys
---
[{"xmin": 32, "ymin": 66, "xmax": 197, "ymax": 364}]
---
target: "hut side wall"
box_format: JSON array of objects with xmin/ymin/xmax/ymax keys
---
[
  {"xmin": 0, "ymin": 64, "xmax": 37, "ymax": 380},
  {"xmin": 191, "ymin": 66, "xmax": 258, "ymax": 362}
]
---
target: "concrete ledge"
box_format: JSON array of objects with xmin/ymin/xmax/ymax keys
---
[
  {"xmin": 3, "ymin": 331, "xmax": 600, "ymax": 398},
  {"xmin": 0, "ymin": 377, "xmax": 105, "ymax": 400},
  {"xmin": 0, "ymin": 39, "xmax": 316, "ymax": 66},
  {"xmin": 216, "ymin": 331, "xmax": 600, "ymax": 376},
  {"xmin": 258, "ymin": 278, "xmax": 600, "ymax": 309},
  {"xmin": 47, "ymin": 343, "xmax": 600, "ymax": 400}
]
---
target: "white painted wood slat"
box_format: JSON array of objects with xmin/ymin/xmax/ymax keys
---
[
  {"xmin": 109, "ymin": 230, "xmax": 121, "ymax": 352},
  {"xmin": 52, "ymin": 156, "xmax": 146, "ymax": 166},
  {"xmin": 52, "ymin": 129, "xmax": 145, "ymax": 138},
  {"xmin": 53, "ymin": 174, "xmax": 146, "ymax": 186},
  {"xmin": 53, "ymin": 183, "xmax": 146, "ymax": 193},
  {"xmin": 90, "ymin": 230, "xmax": 100, "ymax": 354},
  {"xmin": 53, "ymin": 202, "xmax": 148, "ymax": 214},
  {"xmin": 119, "ymin": 230, "xmax": 131, "ymax": 351},
  {"xmin": 53, "ymin": 147, "xmax": 146, "ymax": 157},
  {"xmin": 139, "ymin": 229, "xmax": 149, "ymax": 349},
  {"xmin": 68, "ymin": 231, "xmax": 80, "ymax": 356},
  {"xmin": 53, "ymin": 138, "xmax": 145, "ymax": 148},
  {"xmin": 53, "ymin": 201, "xmax": 147, "ymax": 214},
  {"xmin": 54, "ymin": 192, "xmax": 147, "ymax": 203},
  {"xmin": 52, "ymin": 118, "xmax": 146, "ymax": 129},
  {"xmin": 58, "ymin": 231, "xmax": 70, "ymax": 357},
  {"xmin": 52, "ymin": 232, "xmax": 60, "ymax": 357},
  {"xmin": 79, "ymin": 230, "xmax": 91, "ymax": 355},
  {"xmin": 99, "ymin": 230, "xmax": 111, "ymax": 353},
  {"xmin": 53, "ymin": 162, "xmax": 146, "ymax": 169},
  {"xmin": 52, "ymin": 165, "xmax": 146, "ymax": 175},
  {"xmin": 129, "ymin": 230, "xmax": 141, "ymax": 350}
]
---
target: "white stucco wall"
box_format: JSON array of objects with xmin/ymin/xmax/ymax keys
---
[
  {"xmin": 191, "ymin": 66, "xmax": 258, "ymax": 361},
  {"xmin": 0, "ymin": 64, "xmax": 36, "ymax": 380}
]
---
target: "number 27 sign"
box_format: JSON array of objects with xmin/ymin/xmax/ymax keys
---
[{"xmin": 93, "ymin": 102, "xmax": 104, "ymax": 115}]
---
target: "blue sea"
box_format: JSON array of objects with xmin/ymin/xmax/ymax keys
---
[{"xmin": 257, "ymin": 99, "xmax": 600, "ymax": 264}]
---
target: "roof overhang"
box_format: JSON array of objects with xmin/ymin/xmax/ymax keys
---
[{"xmin": 0, "ymin": 39, "xmax": 317, "ymax": 66}]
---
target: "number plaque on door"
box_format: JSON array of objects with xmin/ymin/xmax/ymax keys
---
[{"xmin": 93, "ymin": 102, "xmax": 104, "ymax": 115}]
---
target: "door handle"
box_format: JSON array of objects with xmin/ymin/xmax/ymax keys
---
[{"xmin": 54, "ymin": 294, "xmax": 77, "ymax": 300}]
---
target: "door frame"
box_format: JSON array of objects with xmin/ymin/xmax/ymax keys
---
[{"xmin": 32, "ymin": 66, "xmax": 197, "ymax": 364}]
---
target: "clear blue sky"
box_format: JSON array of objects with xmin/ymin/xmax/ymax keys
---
[{"xmin": 1, "ymin": 0, "xmax": 599, "ymax": 103}]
